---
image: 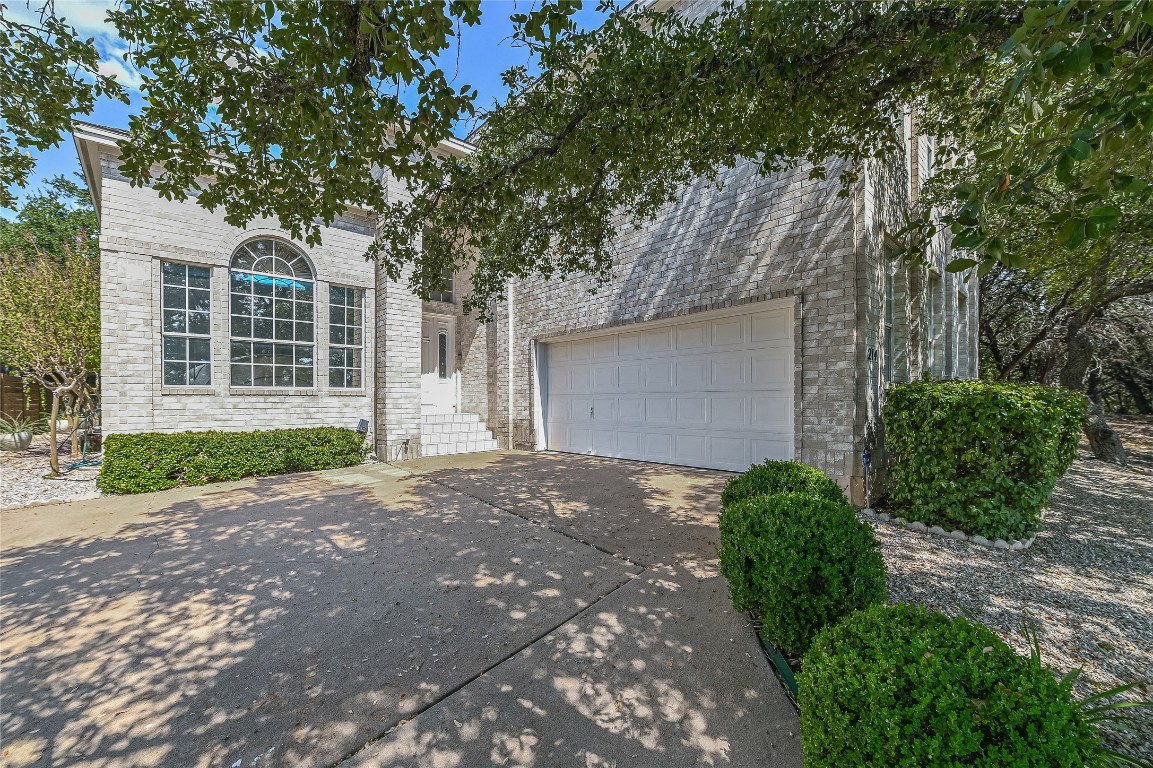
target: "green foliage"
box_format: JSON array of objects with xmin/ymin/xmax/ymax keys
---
[
  {"xmin": 718, "ymin": 492, "xmax": 886, "ymax": 656},
  {"xmin": 97, "ymin": 427, "xmax": 366, "ymax": 494},
  {"xmin": 0, "ymin": 175, "xmax": 99, "ymax": 262},
  {"xmin": 720, "ymin": 459, "xmax": 846, "ymax": 508},
  {"xmin": 799, "ymin": 603, "xmax": 1102, "ymax": 768},
  {"xmin": 883, "ymin": 380, "xmax": 1086, "ymax": 540},
  {"xmin": 0, "ymin": 4, "xmax": 126, "ymax": 207}
]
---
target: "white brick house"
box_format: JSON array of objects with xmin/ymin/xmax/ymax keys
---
[{"xmin": 75, "ymin": 80, "xmax": 976, "ymax": 505}]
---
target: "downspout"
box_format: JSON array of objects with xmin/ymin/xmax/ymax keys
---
[{"xmin": 507, "ymin": 280, "xmax": 515, "ymax": 448}]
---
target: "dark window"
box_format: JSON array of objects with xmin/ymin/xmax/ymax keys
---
[
  {"xmin": 229, "ymin": 239, "xmax": 314, "ymax": 387},
  {"xmin": 328, "ymin": 285, "xmax": 364, "ymax": 388},
  {"xmin": 427, "ymin": 267, "xmax": 454, "ymax": 304},
  {"xmin": 438, "ymin": 331, "xmax": 448, "ymax": 379},
  {"xmin": 161, "ymin": 261, "xmax": 212, "ymax": 385}
]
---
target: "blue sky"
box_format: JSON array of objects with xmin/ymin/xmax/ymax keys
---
[{"xmin": 4, "ymin": 0, "xmax": 610, "ymax": 216}]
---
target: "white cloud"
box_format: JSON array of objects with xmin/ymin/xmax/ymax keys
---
[{"xmin": 11, "ymin": 0, "xmax": 144, "ymax": 91}]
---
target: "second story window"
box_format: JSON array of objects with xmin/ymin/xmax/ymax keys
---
[
  {"xmin": 329, "ymin": 285, "xmax": 364, "ymax": 388},
  {"xmin": 161, "ymin": 261, "xmax": 212, "ymax": 386},
  {"xmin": 427, "ymin": 267, "xmax": 454, "ymax": 304},
  {"xmin": 229, "ymin": 239, "xmax": 315, "ymax": 388}
]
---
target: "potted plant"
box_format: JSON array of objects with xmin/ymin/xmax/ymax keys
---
[{"xmin": 0, "ymin": 415, "xmax": 36, "ymax": 451}]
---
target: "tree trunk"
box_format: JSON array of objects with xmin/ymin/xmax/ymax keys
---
[
  {"xmin": 47, "ymin": 392, "xmax": 61, "ymax": 476},
  {"xmin": 1059, "ymin": 326, "xmax": 1127, "ymax": 465},
  {"xmin": 1084, "ymin": 400, "xmax": 1127, "ymax": 465}
]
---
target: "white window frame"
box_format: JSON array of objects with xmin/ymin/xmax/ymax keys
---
[
  {"xmin": 328, "ymin": 285, "xmax": 364, "ymax": 389},
  {"xmin": 161, "ymin": 261, "xmax": 212, "ymax": 386}
]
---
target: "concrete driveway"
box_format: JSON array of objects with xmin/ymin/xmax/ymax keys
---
[{"xmin": 1, "ymin": 452, "xmax": 801, "ymax": 768}]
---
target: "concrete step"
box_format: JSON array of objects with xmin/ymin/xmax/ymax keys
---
[{"xmin": 420, "ymin": 411, "xmax": 498, "ymax": 457}]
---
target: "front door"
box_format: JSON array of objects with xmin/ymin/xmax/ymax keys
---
[{"xmin": 421, "ymin": 315, "xmax": 457, "ymax": 413}]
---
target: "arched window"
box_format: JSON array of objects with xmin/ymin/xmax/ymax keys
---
[{"xmin": 228, "ymin": 239, "xmax": 315, "ymax": 387}]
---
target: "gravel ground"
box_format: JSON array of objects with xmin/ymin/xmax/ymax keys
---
[
  {"xmin": 872, "ymin": 437, "xmax": 1152, "ymax": 760},
  {"xmin": 0, "ymin": 434, "xmax": 102, "ymax": 510}
]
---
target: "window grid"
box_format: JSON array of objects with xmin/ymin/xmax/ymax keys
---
[
  {"xmin": 328, "ymin": 285, "xmax": 364, "ymax": 388},
  {"xmin": 427, "ymin": 267, "xmax": 454, "ymax": 304},
  {"xmin": 161, "ymin": 262, "xmax": 212, "ymax": 386},
  {"xmin": 229, "ymin": 239, "xmax": 315, "ymax": 387}
]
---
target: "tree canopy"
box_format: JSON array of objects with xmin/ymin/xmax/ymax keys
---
[
  {"xmin": 0, "ymin": 174, "xmax": 99, "ymax": 262},
  {"xmin": 2, "ymin": 1, "xmax": 1151, "ymax": 311}
]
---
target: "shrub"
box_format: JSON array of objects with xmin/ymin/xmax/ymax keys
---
[
  {"xmin": 799, "ymin": 603, "xmax": 1100, "ymax": 768},
  {"xmin": 721, "ymin": 459, "xmax": 846, "ymax": 508},
  {"xmin": 98, "ymin": 427, "xmax": 366, "ymax": 494},
  {"xmin": 718, "ymin": 492, "xmax": 886, "ymax": 656},
  {"xmin": 884, "ymin": 380, "xmax": 1085, "ymax": 540}
]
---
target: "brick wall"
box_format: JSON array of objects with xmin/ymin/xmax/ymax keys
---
[{"xmin": 98, "ymin": 152, "xmax": 377, "ymax": 439}]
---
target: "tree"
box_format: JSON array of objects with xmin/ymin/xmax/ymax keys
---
[
  {"xmin": 0, "ymin": 243, "xmax": 100, "ymax": 474},
  {"xmin": 5, "ymin": 1, "xmax": 1151, "ymax": 304},
  {"xmin": 0, "ymin": 174, "xmax": 99, "ymax": 261},
  {"xmin": 1, "ymin": 0, "xmax": 126, "ymax": 208}
]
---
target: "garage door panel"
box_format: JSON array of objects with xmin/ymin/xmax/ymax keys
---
[
  {"xmin": 676, "ymin": 359, "xmax": 708, "ymax": 389},
  {"xmin": 544, "ymin": 304, "xmax": 795, "ymax": 472},
  {"xmin": 710, "ymin": 317, "xmax": 745, "ymax": 346},
  {"xmin": 676, "ymin": 323, "xmax": 708, "ymax": 350}
]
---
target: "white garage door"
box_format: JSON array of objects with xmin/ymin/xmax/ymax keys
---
[{"xmin": 542, "ymin": 301, "xmax": 795, "ymax": 472}]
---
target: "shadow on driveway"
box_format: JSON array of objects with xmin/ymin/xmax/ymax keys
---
[{"xmin": 1, "ymin": 454, "xmax": 800, "ymax": 768}]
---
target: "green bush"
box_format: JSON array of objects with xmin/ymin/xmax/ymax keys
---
[
  {"xmin": 884, "ymin": 380, "xmax": 1085, "ymax": 540},
  {"xmin": 799, "ymin": 603, "xmax": 1100, "ymax": 768},
  {"xmin": 721, "ymin": 459, "xmax": 846, "ymax": 508},
  {"xmin": 98, "ymin": 427, "xmax": 366, "ymax": 494},
  {"xmin": 718, "ymin": 492, "xmax": 887, "ymax": 656}
]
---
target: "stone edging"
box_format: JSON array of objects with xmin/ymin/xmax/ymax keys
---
[{"xmin": 859, "ymin": 508, "xmax": 1037, "ymax": 551}]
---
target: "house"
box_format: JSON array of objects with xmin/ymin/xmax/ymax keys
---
[{"xmin": 74, "ymin": 92, "xmax": 976, "ymax": 506}]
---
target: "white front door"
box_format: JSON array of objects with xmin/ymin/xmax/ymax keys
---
[
  {"xmin": 421, "ymin": 315, "xmax": 457, "ymax": 413},
  {"xmin": 542, "ymin": 301, "xmax": 795, "ymax": 471}
]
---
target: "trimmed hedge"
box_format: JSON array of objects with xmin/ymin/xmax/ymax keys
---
[
  {"xmin": 98, "ymin": 427, "xmax": 366, "ymax": 494},
  {"xmin": 721, "ymin": 459, "xmax": 846, "ymax": 508},
  {"xmin": 718, "ymin": 492, "xmax": 887, "ymax": 656},
  {"xmin": 799, "ymin": 603, "xmax": 1100, "ymax": 768},
  {"xmin": 884, "ymin": 381, "xmax": 1085, "ymax": 540}
]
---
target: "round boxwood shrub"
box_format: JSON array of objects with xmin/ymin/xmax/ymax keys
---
[
  {"xmin": 721, "ymin": 460, "xmax": 846, "ymax": 508},
  {"xmin": 718, "ymin": 492, "xmax": 886, "ymax": 656},
  {"xmin": 799, "ymin": 603, "xmax": 1100, "ymax": 768},
  {"xmin": 883, "ymin": 380, "xmax": 1086, "ymax": 541}
]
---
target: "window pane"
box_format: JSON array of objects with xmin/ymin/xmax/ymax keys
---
[
  {"xmin": 231, "ymin": 293, "xmax": 250, "ymax": 316},
  {"xmin": 232, "ymin": 250, "xmax": 256, "ymax": 272},
  {"xmin": 253, "ymin": 275, "xmax": 274, "ymax": 296},
  {"xmin": 275, "ymin": 366, "xmax": 294, "ymax": 386},
  {"xmin": 188, "ymin": 337, "xmax": 211, "ymax": 362},
  {"xmin": 348, "ymin": 369, "xmax": 361, "ymax": 388},
  {"xmin": 295, "ymin": 301, "xmax": 313, "ymax": 322},
  {"xmin": 330, "ymin": 306, "xmax": 344, "ymax": 326},
  {"xmin": 253, "ymin": 364, "xmax": 274, "ymax": 386},
  {"xmin": 188, "ymin": 312, "xmax": 211, "ymax": 335},
  {"xmin": 349, "ymin": 348, "xmax": 362, "ymax": 370},
  {"xmin": 274, "ymin": 344, "xmax": 294, "ymax": 366},
  {"xmin": 330, "ymin": 347, "xmax": 346, "ymax": 368},
  {"xmin": 274, "ymin": 279, "xmax": 293, "ymax": 301},
  {"xmin": 350, "ymin": 289, "xmax": 363, "ymax": 308},
  {"xmin": 188, "ymin": 288, "xmax": 211, "ymax": 312},
  {"xmin": 231, "ymin": 341, "xmax": 252, "ymax": 363},
  {"xmin": 162, "ymin": 262, "xmax": 186, "ymax": 286},
  {"xmin": 295, "ymin": 346, "xmax": 313, "ymax": 366},
  {"xmin": 253, "ymin": 318, "xmax": 273, "ymax": 339},
  {"xmin": 231, "ymin": 364, "xmax": 252, "ymax": 386},
  {"xmin": 252, "ymin": 296, "xmax": 273, "ymax": 318},
  {"xmin": 163, "ymin": 362, "xmax": 187, "ymax": 386},
  {"xmin": 295, "ymin": 322, "xmax": 313, "ymax": 342},
  {"xmin": 330, "ymin": 285, "xmax": 345, "ymax": 306},
  {"xmin": 247, "ymin": 239, "xmax": 274, "ymax": 261},
  {"xmin": 162, "ymin": 285, "xmax": 186, "ymax": 309},
  {"xmin": 163, "ymin": 310, "xmax": 187, "ymax": 333},
  {"xmin": 188, "ymin": 266, "xmax": 211, "ymax": 289},
  {"xmin": 295, "ymin": 366, "xmax": 313, "ymax": 387},
  {"xmin": 438, "ymin": 333, "xmax": 448, "ymax": 379},
  {"xmin": 347, "ymin": 327, "xmax": 362, "ymax": 346},
  {"xmin": 330, "ymin": 369, "xmax": 344, "ymax": 387},
  {"xmin": 295, "ymin": 282, "xmax": 313, "ymax": 302},
  {"xmin": 188, "ymin": 361, "xmax": 211, "ymax": 385},
  {"xmin": 231, "ymin": 316, "xmax": 251, "ymax": 338},
  {"xmin": 275, "ymin": 320, "xmax": 293, "ymax": 341},
  {"xmin": 230, "ymin": 271, "xmax": 252, "ymax": 292},
  {"xmin": 274, "ymin": 299, "xmax": 293, "ymax": 319},
  {"xmin": 163, "ymin": 336, "xmax": 186, "ymax": 361},
  {"xmin": 253, "ymin": 342, "xmax": 274, "ymax": 365},
  {"xmin": 331, "ymin": 325, "xmax": 346, "ymax": 345}
]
